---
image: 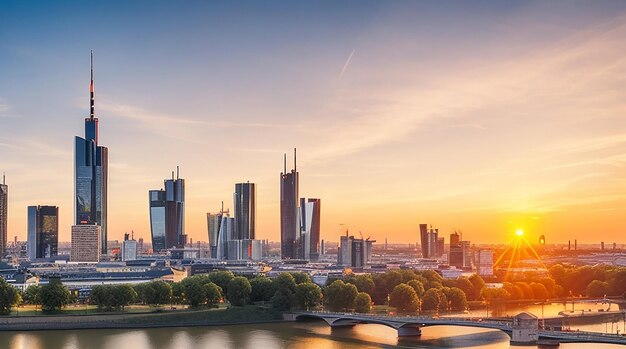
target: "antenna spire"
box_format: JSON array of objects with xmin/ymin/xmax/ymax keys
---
[
  {"xmin": 283, "ymin": 153, "xmax": 287, "ymax": 174},
  {"xmin": 294, "ymin": 148, "xmax": 297, "ymax": 172},
  {"xmin": 2, "ymin": 172, "xmax": 4, "ymax": 185},
  {"xmin": 90, "ymin": 50, "xmax": 95, "ymax": 119}
]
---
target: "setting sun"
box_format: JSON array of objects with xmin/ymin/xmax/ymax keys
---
[{"xmin": 516, "ymin": 229, "xmax": 524, "ymax": 237}]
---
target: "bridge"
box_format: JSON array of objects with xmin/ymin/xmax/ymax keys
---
[{"xmin": 292, "ymin": 311, "xmax": 626, "ymax": 345}]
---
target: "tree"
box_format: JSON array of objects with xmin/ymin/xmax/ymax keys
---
[
  {"xmin": 171, "ymin": 282, "xmax": 185, "ymax": 305},
  {"xmin": 354, "ymin": 292, "xmax": 372, "ymax": 313},
  {"xmin": 421, "ymin": 288, "xmax": 444, "ymax": 312},
  {"xmin": 444, "ymin": 287, "xmax": 467, "ymax": 311},
  {"xmin": 40, "ymin": 279, "xmax": 70, "ymax": 313},
  {"xmin": 0, "ymin": 277, "xmax": 20, "ymax": 315},
  {"xmin": 227, "ymin": 277, "xmax": 252, "ymax": 306},
  {"xmin": 182, "ymin": 278, "xmax": 208, "ymax": 308},
  {"xmin": 468, "ymin": 274, "xmax": 486, "ymax": 301},
  {"xmin": 273, "ymin": 273, "xmax": 297, "ymax": 294},
  {"xmin": 208, "ymin": 271, "xmax": 235, "ymax": 295},
  {"xmin": 112, "ymin": 285, "xmax": 137, "ymax": 310},
  {"xmin": 270, "ymin": 289, "xmax": 294, "ymax": 311},
  {"xmin": 453, "ymin": 277, "xmax": 474, "ymax": 300},
  {"xmin": 586, "ymin": 280, "xmax": 609, "ymax": 297},
  {"xmin": 295, "ymin": 282, "xmax": 322, "ymax": 310},
  {"xmin": 481, "ymin": 287, "xmax": 510, "ymax": 307},
  {"xmin": 250, "ymin": 277, "xmax": 275, "ymax": 302},
  {"xmin": 291, "ymin": 272, "xmax": 312, "ymax": 285},
  {"xmin": 389, "ymin": 283, "xmax": 419, "ymax": 313},
  {"xmin": 530, "ymin": 282, "xmax": 549, "ymax": 300},
  {"xmin": 324, "ymin": 280, "xmax": 358, "ymax": 312},
  {"xmin": 23, "ymin": 285, "xmax": 42, "ymax": 306},
  {"xmin": 352, "ymin": 275, "xmax": 375, "ymax": 295},
  {"xmin": 406, "ymin": 280, "xmax": 425, "ymax": 298},
  {"xmin": 146, "ymin": 281, "xmax": 172, "ymax": 306},
  {"xmin": 205, "ymin": 282, "xmax": 222, "ymax": 307}
]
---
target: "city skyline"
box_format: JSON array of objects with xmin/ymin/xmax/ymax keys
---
[{"xmin": 4, "ymin": 1, "xmax": 626, "ymax": 244}]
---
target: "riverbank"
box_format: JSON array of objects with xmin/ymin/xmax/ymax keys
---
[{"xmin": 0, "ymin": 306, "xmax": 285, "ymax": 331}]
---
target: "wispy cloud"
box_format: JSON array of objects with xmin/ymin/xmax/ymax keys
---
[{"xmin": 339, "ymin": 49, "xmax": 356, "ymax": 80}]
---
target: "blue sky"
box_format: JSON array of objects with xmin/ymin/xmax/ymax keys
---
[{"xmin": 3, "ymin": 1, "xmax": 626, "ymax": 244}]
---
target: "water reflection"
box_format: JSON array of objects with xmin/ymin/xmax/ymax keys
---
[{"xmin": 0, "ymin": 321, "xmax": 624, "ymax": 349}]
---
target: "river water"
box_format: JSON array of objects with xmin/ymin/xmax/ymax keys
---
[{"xmin": 1, "ymin": 321, "xmax": 624, "ymax": 349}]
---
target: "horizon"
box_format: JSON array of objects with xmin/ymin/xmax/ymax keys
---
[{"xmin": 3, "ymin": 1, "xmax": 626, "ymax": 245}]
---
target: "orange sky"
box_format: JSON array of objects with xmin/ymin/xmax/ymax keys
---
[{"xmin": 2, "ymin": 2, "xmax": 626, "ymax": 245}]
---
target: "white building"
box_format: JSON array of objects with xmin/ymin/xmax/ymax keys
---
[
  {"xmin": 71, "ymin": 225, "xmax": 101, "ymax": 262},
  {"xmin": 477, "ymin": 248, "xmax": 494, "ymax": 276},
  {"xmin": 122, "ymin": 233, "xmax": 137, "ymax": 261}
]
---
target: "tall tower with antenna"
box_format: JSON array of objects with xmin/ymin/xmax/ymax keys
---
[
  {"xmin": 0, "ymin": 173, "xmax": 7, "ymax": 257},
  {"xmin": 280, "ymin": 148, "xmax": 299, "ymax": 259},
  {"xmin": 74, "ymin": 51, "xmax": 109, "ymax": 255}
]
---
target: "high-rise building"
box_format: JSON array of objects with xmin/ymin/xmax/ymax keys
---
[
  {"xmin": 419, "ymin": 224, "xmax": 429, "ymax": 258},
  {"xmin": 75, "ymin": 51, "xmax": 108, "ymax": 255},
  {"xmin": 436, "ymin": 237, "xmax": 445, "ymax": 257},
  {"xmin": 461, "ymin": 240, "xmax": 472, "ymax": 268},
  {"xmin": 122, "ymin": 232, "xmax": 137, "ymax": 261},
  {"xmin": 217, "ymin": 214, "xmax": 235, "ymax": 260},
  {"xmin": 299, "ymin": 197, "xmax": 321, "ymax": 261},
  {"xmin": 234, "ymin": 182, "xmax": 256, "ymax": 240},
  {"xmin": 477, "ymin": 249, "xmax": 494, "ymax": 276},
  {"xmin": 71, "ymin": 225, "xmax": 102, "ymax": 262},
  {"xmin": 27, "ymin": 205, "xmax": 59, "ymax": 259},
  {"xmin": 0, "ymin": 174, "xmax": 7, "ymax": 258},
  {"xmin": 280, "ymin": 149, "xmax": 299, "ymax": 259},
  {"xmin": 428, "ymin": 228, "xmax": 439, "ymax": 258},
  {"xmin": 449, "ymin": 232, "xmax": 463, "ymax": 268},
  {"xmin": 149, "ymin": 167, "xmax": 185, "ymax": 251},
  {"xmin": 207, "ymin": 206, "xmax": 230, "ymax": 258},
  {"xmin": 338, "ymin": 233, "xmax": 375, "ymax": 268}
]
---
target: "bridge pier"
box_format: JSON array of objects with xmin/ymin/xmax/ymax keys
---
[{"xmin": 398, "ymin": 325, "xmax": 422, "ymax": 337}]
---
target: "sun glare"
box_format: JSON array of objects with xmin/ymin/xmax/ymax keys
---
[{"xmin": 516, "ymin": 229, "xmax": 524, "ymax": 237}]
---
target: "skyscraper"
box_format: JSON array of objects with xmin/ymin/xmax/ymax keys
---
[
  {"xmin": 280, "ymin": 149, "xmax": 299, "ymax": 259},
  {"xmin": 149, "ymin": 168, "xmax": 185, "ymax": 251},
  {"xmin": 0, "ymin": 174, "xmax": 6, "ymax": 258},
  {"xmin": 299, "ymin": 197, "xmax": 321, "ymax": 261},
  {"xmin": 27, "ymin": 205, "xmax": 59, "ymax": 260},
  {"xmin": 75, "ymin": 51, "xmax": 108, "ymax": 255},
  {"xmin": 122, "ymin": 232, "xmax": 137, "ymax": 261},
  {"xmin": 234, "ymin": 182, "xmax": 256, "ymax": 240},
  {"xmin": 207, "ymin": 205, "xmax": 230, "ymax": 258},
  {"xmin": 419, "ymin": 223, "xmax": 429, "ymax": 258},
  {"xmin": 70, "ymin": 225, "xmax": 101, "ymax": 262}
]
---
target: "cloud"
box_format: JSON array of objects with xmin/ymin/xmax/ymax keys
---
[{"xmin": 339, "ymin": 49, "xmax": 355, "ymax": 79}]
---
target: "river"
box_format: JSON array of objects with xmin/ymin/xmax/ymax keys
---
[{"xmin": 1, "ymin": 320, "xmax": 624, "ymax": 349}]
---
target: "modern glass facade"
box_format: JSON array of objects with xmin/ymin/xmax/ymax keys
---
[
  {"xmin": 0, "ymin": 179, "xmax": 7, "ymax": 258},
  {"xmin": 74, "ymin": 52, "xmax": 108, "ymax": 255},
  {"xmin": 27, "ymin": 205, "xmax": 59, "ymax": 259},
  {"xmin": 299, "ymin": 198, "xmax": 320, "ymax": 261},
  {"xmin": 234, "ymin": 182, "xmax": 256, "ymax": 240},
  {"xmin": 149, "ymin": 170, "xmax": 185, "ymax": 251}
]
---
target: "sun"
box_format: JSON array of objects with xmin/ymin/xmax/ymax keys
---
[{"xmin": 516, "ymin": 229, "xmax": 524, "ymax": 237}]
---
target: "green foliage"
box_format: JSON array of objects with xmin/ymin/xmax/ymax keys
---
[
  {"xmin": 406, "ymin": 280, "xmax": 425, "ymax": 298},
  {"xmin": 468, "ymin": 274, "xmax": 486, "ymax": 301},
  {"xmin": 227, "ymin": 277, "xmax": 252, "ymax": 306},
  {"xmin": 586, "ymin": 280, "xmax": 609, "ymax": 297},
  {"xmin": 138, "ymin": 281, "xmax": 172, "ymax": 306},
  {"xmin": 294, "ymin": 282, "xmax": 322, "ymax": 310},
  {"xmin": 273, "ymin": 273, "xmax": 297, "ymax": 294},
  {"xmin": 481, "ymin": 287, "xmax": 510, "ymax": 306},
  {"xmin": 23, "ymin": 285, "xmax": 42, "ymax": 306},
  {"xmin": 270, "ymin": 289, "xmax": 294, "ymax": 311},
  {"xmin": 352, "ymin": 274, "xmax": 375, "ymax": 295},
  {"xmin": 354, "ymin": 292, "xmax": 372, "ymax": 313},
  {"xmin": 443, "ymin": 287, "xmax": 467, "ymax": 311},
  {"xmin": 291, "ymin": 272, "xmax": 312, "ymax": 285},
  {"xmin": 182, "ymin": 278, "xmax": 208, "ymax": 307},
  {"xmin": 529, "ymin": 282, "xmax": 549, "ymax": 300},
  {"xmin": 0, "ymin": 277, "xmax": 20, "ymax": 315},
  {"xmin": 90, "ymin": 284, "xmax": 137, "ymax": 311},
  {"xmin": 40, "ymin": 279, "xmax": 70, "ymax": 313},
  {"xmin": 171, "ymin": 282, "xmax": 185, "ymax": 304},
  {"xmin": 421, "ymin": 288, "xmax": 445, "ymax": 312},
  {"xmin": 208, "ymin": 271, "xmax": 235, "ymax": 295},
  {"xmin": 205, "ymin": 282, "xmax": 222, "ymax": 307},
  {"xmin": 250, "ymin": 277, "xmax": 275, "ymax": 302},
  {"xmin": 389, "ymin": 283, "xmax": 419, "ymax": 313},
  {"xmin": 371, "ymin": 271, "xmax": 402, "ymax": 305},
  {"xmin": 324, "ymin": 280, "xmax": 358, "ymax": 312}
]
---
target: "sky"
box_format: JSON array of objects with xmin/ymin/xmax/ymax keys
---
[{"xmin": 2, "ymin": 1, "xmax": 626, "ymax": 245}]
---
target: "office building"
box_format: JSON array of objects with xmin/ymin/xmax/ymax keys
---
[
  {"xmin": 149, "ymin": 167, "xmax": 185, "ymax": 251},
  {"xmin": 461, "ymin": 240, "xmax": 472, "ymax": 268},
  {"xmin": 419, "ymin": 224, "xmax": 429, "ymax": 258},
  {"xmin": 27, "ymin": 205, "xmax": 59, "ymax": 259},
  {"xmin": 234, "ymin": 182, "xmax": 256, "ymax": 240},
  {"xmin": 299, "ymin": 197, "xmax": 321, "ymax": 261},
  {"xmin": 477, "ymin": 249, "xmax": 494, "ymax": 276},
  {"xmin": 419, "ymin": 224, "xmax": 441, "ymax": 259},
  {"xmin": 70, "ymin": 225, "xmax": 102, "ymax": 262},
  {"xmin": 280, "ymin": 149, "xmax": 299, "ymax": 259},
  {"xmin": 217, "ymin": 214, "xmax": 235, "ymax": 260},
  {"xmin": 241, "ymin": 239, "xmax": 263, "ymax": 261},
  {"xmin": 122, "ymin": 232, "xmax": 137, "ymax": 261},
  {"xmin": 436, "ymin": 237, "xmax": 445, "ymax": 257},
  {"xmin": 449, "ymin": 232, "xmax": 463, "ymax": 268},
  {"xmin": 0, "ymin": 174, "xmax": 7, "ymax": 258},
  {"xmin": 75, "ymin": 51, "xmax": 108, "ymax": 255},
  {"xmin": 338, "ymin": 233, "xmax": 375, "ymax": 267}
]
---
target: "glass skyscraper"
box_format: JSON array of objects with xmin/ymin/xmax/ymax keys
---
[
  {"xmin": 149, "ymin": 168, "xmax": 185, "ymax": 251},
  {"xmin": 280, "ymin": 149, "xmax": 299, "ymax": 259},
  {"xmin": 27, "ymin": 205, "xmax": 59, "ymax": 260},
  {"xmin": 0, "ymin": 174, "xmax": 7, "ymax": 258},
  {"xmin": 75, "ymin": 51, "xmax": 108, "ymax": 255},
  {"xmin": 299, "ymin": 198, "xmax": 321, "ymax": 261},
  {"xmin": 234, "ymin": 182, "xmax": 256, "ymax": 240}
]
